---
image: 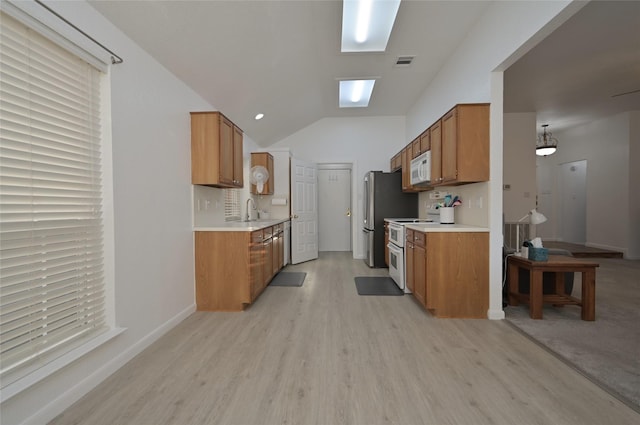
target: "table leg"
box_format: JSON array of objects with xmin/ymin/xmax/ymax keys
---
[
  {"xmin": 582, "ymin": 269, "xmax": 596, "ymax": 321},
  {"xmin": 508, "ymin": 262, "xmax": 519, "ymax": 306},
  {"xmin": 553, "ymin": 272, "xmax": 565, "ymax": 307},
  {"xmin": 530, "ymin": 269, "xmax": 543, "ymax": 319}
]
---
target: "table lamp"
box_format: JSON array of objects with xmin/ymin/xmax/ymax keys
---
[{"xmin": 516, "ymin": 209, "xmax": 547, "ymax": 254}]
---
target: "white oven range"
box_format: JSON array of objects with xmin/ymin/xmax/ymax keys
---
[{"xmin": 386, "ymin": 218, "xmax": 432, "ymax": 293}]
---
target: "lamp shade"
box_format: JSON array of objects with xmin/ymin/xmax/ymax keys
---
[{"xmin": 529, "ymin": 209, "xmax": 547, "ymax": 225}]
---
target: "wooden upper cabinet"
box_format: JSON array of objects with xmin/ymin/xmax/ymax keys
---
[
  {"xmin": 233, "ymin": 125, "xmax": 244, "ymax": 187},
  {"xmin": 250, "ymin": 152, "xmax": 274, "ymax": 195},
  {"xmin": 441, "ymin": 109, "xmax": 458, "ymax": 184},
  {"xmin": 389, "ymin": 103, "xmax": 489, "ymax": 189},
  {"xmin": 430, "ymin": 120, "xmax": 443, "ymax": 184},
  {"xmin": 440, "ymin": 103, "xmax": 489, "ymax": 185},
  {"xmin": 390, "ymin": 152, "xmax": 401, "ymax": 172},
  {"xmin": 219, "ymin": 114, "xmax": 235, "ymax": 186},
  {"xmin": 190, "ymin": 111, "xmax": 244, "ymax": 188},
  {"xmin": 411, "ymin": 137, "xmax": 421, "ymax": 159},
  {"xmin": 420, "ymin": 129, "xmax": 430, "ymax": 152},
  {"xmin": 401, "ymin": 146, "xmax": 418, "ymax": 192}
]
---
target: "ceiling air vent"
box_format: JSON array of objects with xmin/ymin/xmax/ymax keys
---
[{"xmin": 395, "ymin": 56, "xmax": 415, "ymax": 67}]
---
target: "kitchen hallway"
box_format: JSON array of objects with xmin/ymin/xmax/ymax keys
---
[{"xmin": 50, "ymin": 253, "xmax": 639, "ymax": 425}]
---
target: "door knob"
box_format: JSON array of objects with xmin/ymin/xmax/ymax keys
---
[
  {"xmin": 346, "ymin": 208, "xmax": 351, "ymax": 217},
  {"xmin": 293, "ymin": 214, "xmax": 299, "ymax": 219}
]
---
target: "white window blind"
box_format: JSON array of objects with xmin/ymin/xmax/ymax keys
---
[
  {"xmin": 224, "ymin": 189, "xmax": 241, "ymax": 221},
  {"xmin": 0, "ymin": 11, "xmax": 107, "ymax": 387}
]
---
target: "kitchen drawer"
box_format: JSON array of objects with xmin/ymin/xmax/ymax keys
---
[
  {"xmin": 251, "ymin": 230, "xmax": 263, "ymax": 244},
  {"xmin": 413, "ymin": 231, "xmax": 426, "ymax": 248},
  {"xmin": 406, "ymin": 228, "xmax": 414, "ymax": 243}
]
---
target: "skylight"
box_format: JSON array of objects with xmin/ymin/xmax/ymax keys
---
[
  {"xmin": 339, "ymin": 79, "xmax": 376, "ymax": 108},
  {"xmin": 341, "ymin": 0, "xmax": 401, "ymax": 52}
]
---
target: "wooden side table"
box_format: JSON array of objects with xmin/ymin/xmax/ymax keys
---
[{"xmin": 507, "ymin": 254, "xmax": 599, "ymax": 320}]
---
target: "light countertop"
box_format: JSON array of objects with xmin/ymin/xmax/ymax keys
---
[
  {"xmin": 194, "ymin": 218, "xmax": 289, "ymax": 232},
  {"xmin": 405, "ymin": 223, "xmax": 489, "ymax": 233}
]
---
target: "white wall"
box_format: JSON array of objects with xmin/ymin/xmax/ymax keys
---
[
  {"xmin": 272, "ymin": 116, "xmax": 407, "ymax": 259},
  {"xmin": 536, "ymin": 112, "xmax": 634, "ymax": 257},
  {"xmin": 192, "ymin": 135, "xmax": 261, "ymax": 227},
  {"xmin": 629, "ymin": 111, "xmax": 640, "ymax": 259},
  {"xmin": 248, "ymin": 148, "xmax": 291, "ymax": 220},
  {"xmin": 405, "ymin": 0, "xmax": 580, "ymax": 320},
  {"xmin": 503, "ymin": 113, "xmax": 538, "ymax": 221},
  {"xmin": 1, "ymin": 2, "xmax": 214, "ymax": 424}
]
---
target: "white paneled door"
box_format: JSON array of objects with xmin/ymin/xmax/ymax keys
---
[
  {"xmin": 318, "ymin": 167, "xmax": 351, "ymax": 251},
  {"xmin": 291, "ymin": 158, "xmax": 318, "ymax": 264},
  {"xmin": 560, "ymin": 160, "xmax": 587, "ymax": 244}
]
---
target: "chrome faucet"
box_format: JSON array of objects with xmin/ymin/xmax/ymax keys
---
[{"xmin": 246, "ymin": 198, "xmax": 256, "ymax": 221}]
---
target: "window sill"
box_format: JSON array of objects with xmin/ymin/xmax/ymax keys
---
[{"xmin": 1, "ymin": 327, "xmax": 126, "ymax": 403}]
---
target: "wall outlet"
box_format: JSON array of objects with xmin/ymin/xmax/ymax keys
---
[{"xmin": 429, "ymin": 190, "xmax": 449, "ymax": 199}]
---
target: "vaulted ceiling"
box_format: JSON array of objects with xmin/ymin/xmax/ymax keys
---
[
  {"xmin": 90, "ymin": 1, "xmax": 640, "ymax": 146},
  {"xmin": 89, "ymin": 0, "xmax": 491, "ymax": 146}
]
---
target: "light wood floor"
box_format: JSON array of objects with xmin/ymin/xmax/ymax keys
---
[{"xmin": 51, "ymin": 252, "xmax": 640, "ymax": 425}]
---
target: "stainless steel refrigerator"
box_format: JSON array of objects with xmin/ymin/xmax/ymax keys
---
[{"xmin": 363, "ymin": 171, "xmax": 418, "ymax": 267}]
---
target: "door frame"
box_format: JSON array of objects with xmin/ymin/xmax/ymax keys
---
[{"xmin": 317, "ymin": 163, "xmax": 353, "ymax": 253}]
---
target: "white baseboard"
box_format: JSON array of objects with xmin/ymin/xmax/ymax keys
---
[
  {"xmin": 23, "ymin": 303, "xmax": 197, "ymax": 425},
  {"xmin": 585, "ymin": 241, "xmax": 626, "ymax": 257},
  {"xmin": 541, "ymin": 237, "xmax": 560, "ymax": 242},
  {"xmin": 487, "ymin": 309, "xmax": 505, "ymax": 320}
]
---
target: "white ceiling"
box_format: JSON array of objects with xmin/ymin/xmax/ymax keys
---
[
  {"xmin": 504, "ymin": 0, "xmax": 640, "ymax": 133},
  {"xmin": 90, "ymin": 1, "xmax": 640, "ymax": 146}
]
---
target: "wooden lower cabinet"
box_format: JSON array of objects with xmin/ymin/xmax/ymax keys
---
[
  {"xmin": 249, "ymin": 230, "xmax": 264, "ymax": 302},
  {"xmin": 406, "ymin": 236, "xmax": 415, "ymax": 294},
  {"xmin": 414, "ymin": 243, "xmax": 426, "ymax": 307},
  {"xmin": 195, "ymin": 225, "xmax": 284, "ymax": 311},
  {"xmin": 407, "ymin": 230, "xmax": 489, "ymax": 318},
  {"xmin": 263, "ymin": 234, "xmax": 273, "ymax": 285}
]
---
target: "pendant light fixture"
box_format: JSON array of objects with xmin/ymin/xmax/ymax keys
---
[{"xmin": 536, "ymin": 124, "xmax": 558, "ymax": 156}]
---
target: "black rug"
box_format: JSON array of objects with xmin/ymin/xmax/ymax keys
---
[
  {"xmin": 354, "ymin": 276, "xmax": 403, "ymax": 296},
  {"xmin": 269, "ymin": 272, "xmax": 306, "ymax": 287}
]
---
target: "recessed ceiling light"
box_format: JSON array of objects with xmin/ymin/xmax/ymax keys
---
[
  {"xmin": 342, "ymin": 0, "xmax": 401, "ymax": 52},
  {"xmin": 255, "ymin": 113, "xmax": 264, "ymax": 120},
  {"xmin": 339, "ymin": 80, "xmax": 376, "ymax": 108}
]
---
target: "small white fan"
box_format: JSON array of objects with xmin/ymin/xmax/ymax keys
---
[{"xmin": 249, "ymin": 165, "xmax": 270, "ymax": 193}]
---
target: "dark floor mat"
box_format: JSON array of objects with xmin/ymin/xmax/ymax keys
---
[
  {"xmin": 354, "ymin": 276, "xmax": 403, "ymax": 296},
  {"xmin": 269, "ymin": 272, "xmax": 306, "ymax": 287}
]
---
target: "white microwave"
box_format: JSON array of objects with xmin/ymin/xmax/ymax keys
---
[{"xmin": 410, "ymin": 151, "xmax": 431, "ymax": 185}]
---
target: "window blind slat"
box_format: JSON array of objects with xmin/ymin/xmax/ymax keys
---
[{"xmin": 0, "ymin": 11, "xmax": 108, "ymax": 388}]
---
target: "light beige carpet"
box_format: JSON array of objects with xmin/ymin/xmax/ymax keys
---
[{"xmin": 505, "ymin": 258, "xmax": 640, "ymax": 412}]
